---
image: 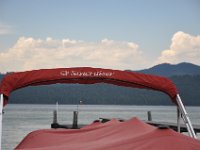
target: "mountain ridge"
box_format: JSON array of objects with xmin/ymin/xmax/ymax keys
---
[{"xmin": 136, "ymin": 62, "xmax": 200, "ymax": 77}]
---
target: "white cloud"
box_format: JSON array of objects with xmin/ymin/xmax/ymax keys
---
[
  {"xmin": 2, "ymin": 32, "xmax": 198, "ymax": 73},
  {"xmin": 0, "ymin": 37, "xmax": 149, "ymax": 73},
  {"xmin": 0, "ymin": 23, "xmax": 12, "ymax": 35},
  {"xmin": 157, "ymin": 31, "xmax": 200, "ymax": 65}
]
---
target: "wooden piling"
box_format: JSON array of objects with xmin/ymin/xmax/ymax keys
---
[
  {"xmin": 51, "ymin": 110, "xmax": 60, "ymax": 129},
  {"xmin": 53, "ymin": 110, "xmax": 58, "ymax": 124},
  {"xmin": 72, "ymin": 111, "xmax": 78, "ymax": 129},
  {"xmin": 147, "ymin": 111, "xmax": 152, "ymax": 121}
]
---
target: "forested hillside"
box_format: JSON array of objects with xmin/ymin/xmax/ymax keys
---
[
  {"xmin": 138, "ymin": 62, "xmax": 200, "ymax": 77},
  {"xmin": 0, "ymin": 75, "xmax": 197, "ymax": 106}
]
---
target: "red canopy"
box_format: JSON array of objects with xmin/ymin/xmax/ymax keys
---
[
  {"xmin": 15, "ymin": 117, "xmax": 200, "ymax": 150},
  {"xmin": 0, "ymin": 67, "xmax": 178, "ymax": 104}
]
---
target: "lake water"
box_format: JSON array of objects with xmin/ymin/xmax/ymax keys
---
[{"xmin": 2, "ymin": 104, "xmax": 200, "ymax": 150}]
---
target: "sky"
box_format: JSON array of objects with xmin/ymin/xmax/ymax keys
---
[{"xmin": 0, "ymin": 0, "xmax": 200, "ymax": 73}]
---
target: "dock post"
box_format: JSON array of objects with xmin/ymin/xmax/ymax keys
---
[
  {"xmin": 147, "ymin": 111, "xmax": 152, "ymax": 121},
  {"xmin": 51, "ymin": 110, "xmax": 59, "ymax": 128},
  {"xmin": 53, "ymin": 110, "xmax": 58, "ymax": 124},
  {"xmin": 72, "ymin": 111, "xmax": 78, "ymax": 129}
]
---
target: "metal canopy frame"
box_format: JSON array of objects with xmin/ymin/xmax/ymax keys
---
[
  {"xmin": 0, "ymin": 94, "xmax": 3, "ymax": 150},
  {"xmin": 176, "ymin": 94, "xmax": 197, "ymax": 138}
]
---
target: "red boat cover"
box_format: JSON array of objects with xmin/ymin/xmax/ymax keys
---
[
  {"xmin": 15, "ymin": 118, "xmax": 200, "ymax": 150},
  {"xmin": 0, "ymin": 67, "xmax": 178, "ymax": 104}
]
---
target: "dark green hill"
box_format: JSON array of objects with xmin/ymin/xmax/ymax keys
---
[
  {"xmin": 137, "ymin": 62, "xmax": 200, "ymax": 77},
  {"xmin": 6, "ymin": 75, "xmax": 199, "ymax": 106}
]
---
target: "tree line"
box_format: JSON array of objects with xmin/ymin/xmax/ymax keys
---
[{"xmin": 0, "ymin": 74, "xmax": 198, "ymax": 106}]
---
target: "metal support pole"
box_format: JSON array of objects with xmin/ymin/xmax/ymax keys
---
[
  {"xmin": 177, "ymin": 107, "xmax": 181, "ymax": 133},
  {"xmin": 0, "ymin": 94, "xmax": 4, "ymax": 150},
  {"xmin": 176, "ymin": 94, "xmax": 197, "ymax": 139}
]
